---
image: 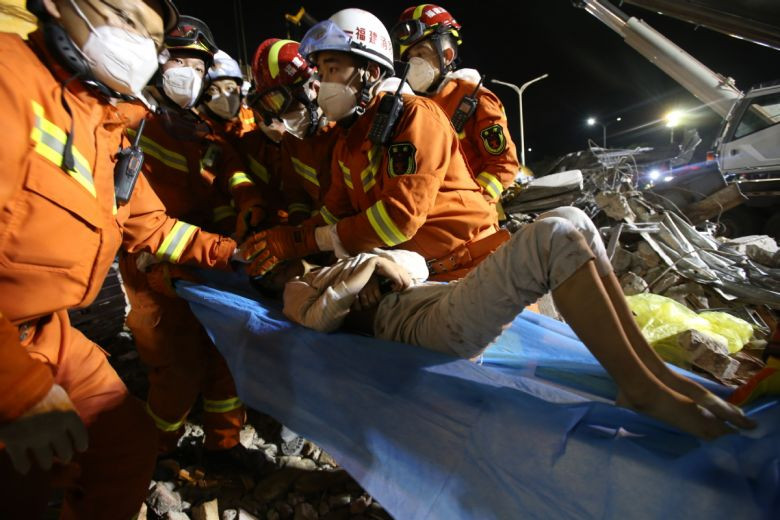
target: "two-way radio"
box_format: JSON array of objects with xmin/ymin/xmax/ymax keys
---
[
  {"xmin": 451, "ymin": 75, "xmax": 484, "ymax": 133},
  {"xmin": 114, "ymin": 118, "xmax": 146, "ymax": 205},
  {"xmin": 368, "ymin": 62, "xmax": 410, "ymax": 146}
]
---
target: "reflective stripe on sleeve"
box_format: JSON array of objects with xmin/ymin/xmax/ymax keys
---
[
  {"xmin": 288, "ymin": 202, "xmax": 311, "ymax": 215},
  {"xmin": 477, "ymin": 171, "xmax": 503, "ymax": 200},
  {"xmin": 155, "ymin": 220, "xmax": 198, "ymax": 263},
  {"xmin": 338, "ymin": 161, "xmax": 354, "ymax": 190},
  {"xmin": 366, "ymin": 200, "xmax": 407, "ymax": 246},
  {"xmin": 145, "ymin": 402, "xmax": 185, "ymax": 432},
  {"xmin": 203, "ymin": 396, "xmax": 243, "ymax": 414},
  {"xmin": 319, "ymin": 205, "xmax": 339, "ymax": 225},
  {"xmin": 229, "ymin": 171, "xmax": 254, "ymax": 189},
  {"xmin": 291, "ymin": 157, "xmax": 319, "ymax": 186},
  {"xmin": 248, "ymin": 155, "xmax": 270, "ymax": 184}
]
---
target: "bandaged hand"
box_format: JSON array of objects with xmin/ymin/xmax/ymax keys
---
[
  {"xmin": 240, "ymin": 225, "xmax": 319, "ymax": 277},
  {"xmin": 0, "ymin": 384, "xmax": 88, "ymax": 475}
]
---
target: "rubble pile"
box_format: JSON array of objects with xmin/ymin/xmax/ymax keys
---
[
  {"xmin": 504, "ymin": 145, "xmax": 779, "ymax": 385},
  {"xmin": 99, "ymin": 336, "xmax": 392, "ymax": 520}
]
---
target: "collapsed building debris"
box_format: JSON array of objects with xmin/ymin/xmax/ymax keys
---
[{"xmin": 503, "ymin": 143, "xmax": 780, "ymax": 385}]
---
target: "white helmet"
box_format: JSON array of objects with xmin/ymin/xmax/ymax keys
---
[
  {"xmin": 207, "ymin": 50, "xmax": 244, "ymax": 83},
  {"xmin": 300, "ymin": 8, "xmax": 395, "ymax": 74}
]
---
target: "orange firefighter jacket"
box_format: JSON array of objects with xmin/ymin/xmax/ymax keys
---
[
  {"xmin": 318, "ymin": 92, "xmax": 498, "ymax": 261},
  {"xmin": 128, "ymin": 107, "xmax": 258, "ymax": 235},
  {"xmin": 280, "ymin": 122, "xmax": 342, "ymax": 223},
  {"xmin": 430, "ymin": 75, "xmax": 520, "ymax": 201},
  {"xmin": 0, "ymin": 32, "xmax": 236, "ymax": 423},
  {"xmin": 203, "ymin": 106, "xmax": 286, "ymax": 221}
]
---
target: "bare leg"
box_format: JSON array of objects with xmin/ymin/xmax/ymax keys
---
[
  {"xmin": 552, "ymin": 261, "xmax": 736, "ymax": 439},
  {"xmin": 600, "ymin": 272, "xmax": 755, "ymax": 429}
]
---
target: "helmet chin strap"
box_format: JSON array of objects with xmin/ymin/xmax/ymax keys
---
[{"xmin": 426, "ymin": 32, "xmax": 459, "ymax": 94}]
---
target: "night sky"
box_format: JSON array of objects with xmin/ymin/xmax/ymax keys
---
[{"xmin": 184, "ymin": 1, "xmax": 778, "ymax": 168}]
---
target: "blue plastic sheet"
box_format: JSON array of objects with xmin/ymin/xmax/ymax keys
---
[{"xmin": 178, "ymin": 275, "xmax": 780, "ymax": 520}]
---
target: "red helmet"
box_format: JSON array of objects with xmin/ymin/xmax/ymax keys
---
[
  {"xmin": 252, "ymin": 39, "xmax": 313, "ymax": 93},
  {"xmin": 250, "ymin": 39, "xmax": 315, "ymax": 118},
  {"xmin": 392, "ymin": 4, "xmax": 462, "ymax": 59}
]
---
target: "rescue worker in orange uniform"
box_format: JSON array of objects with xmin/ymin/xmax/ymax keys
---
[
  {"xmin": 240, "ymin": 9, "xmax": 505, "ymax": 282},
  {"xmin": 391, "ymin": 4, "xmax": 522, "ymax": 205},
  {"xmin": 118, "ymin": 17, "xmax": 264, "ymax": 468},
  {"xmin": 0, "ymin": 1, "xmax": 240, "ymax": 518},
  {"xmin": 250, "ymin": 38, "xmax": 342, "ymax": 225},
  {"xmin": 200, "ymin": 50, "xmax": 286, "ymax": 222}
]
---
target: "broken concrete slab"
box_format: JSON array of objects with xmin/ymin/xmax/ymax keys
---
[
  {"xmin": 620, "ymin": 272, "xmax": 648, "ymax": 295},
  {"xmin": 192, "ymin": 499, "xmax": 220, "ymax": 520}
]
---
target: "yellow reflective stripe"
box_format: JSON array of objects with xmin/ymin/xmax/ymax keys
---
[
  {"xmin": 268, "ymin": 39, "xmax": 296, "ymax": 79},
  {"xmin": 145, "ymin": 402, "xmax": 184, "ymax": 432},
  {"xmin": 203, "ymin": 396, "xmax": 243, "ymax": 414},
  {"xmin": 477, "ymin": 171, "xmax": 503, "ymax": 200},
  {"xmin": 127, "ymin": 128, "xmax": 188, "ymax": 172},
  {"xmin": 360, "ymin": 146, "xmax": 380, "ymax": 192},
  {"xmin": 339, "ymin": 160, "xmax": 353, "ymax": 190},
  {"xmin": 213, "ymin": 205, "xmax": 237, "ymax": 222},
  {"xmin": 155, "ymin": 221, "xmax": 198, "ymax": 263},
  {"xmin": 291, "ymin": 157, "xmax": 319, "ymax": 186},
  {"xmin": 242, "ymin": 115, "xmax": 256, "ymax": 126},
  {"xmin": 319, "ymin": 205, "xmax": 339, "ymax": 225},
  {"xmin": 229, "ymin": 171, "xmax": 254, "ymax": 189},
  {"xmin": 413, "ymin": 4, "xmax": 427, "ymax": 19},
  {"xmin": 248, "ymin": 155, "xmax": 269, "ymax": 184},
  {"xmin": 30, "ymin": 101, "xmax": 96, "ymax": 197},
  {"xmin": 366, "ymin": 200, "xmax": 407, "ymax": 246},
  {"xmin": 288, "ymin": 202, "xmax": 311, "ymax": 215},
  {"xmin": 457, "ymin": 130, "xmax": 466, "ymax": 140}
]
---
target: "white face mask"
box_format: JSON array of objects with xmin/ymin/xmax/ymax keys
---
[
  {"xmin": 162, "ymin": 67, "xmax": 203, "ymax": 109},
  {"xmin": 69, "ymin": 0, "xmax": 158, "ymax": 97},
  {"xmin": 317, "ymin": 70, "xmax": 361, "ymax": 121},
  {"xmin": 206, "ymin": 92, "xmax": 241, "ymax": 120},
  {"xmin": 281, "ymin": 105, "xmax": 314, "ymax": 140},
  {"xmin": 406, "ymin": 56, "xmax": 438, "ymax": 93}
]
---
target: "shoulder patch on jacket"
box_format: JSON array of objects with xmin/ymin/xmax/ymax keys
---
[
  {"xmin": 480, "ymin": 124, "xmax": 507, "ymax": 155},
  {"xmin": 387, "ymin": 142, "xmax": 417, "ymax": 176}
]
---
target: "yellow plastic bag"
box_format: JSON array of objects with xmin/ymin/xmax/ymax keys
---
[{"xmin": 626, "ymin": 293, "xmax": 753, "ymax": 355}]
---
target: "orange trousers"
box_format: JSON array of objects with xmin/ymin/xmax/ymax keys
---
[
  {"xmin": 120, "ymin": 255, "xmax": 244, "ymax": 452},
  {"xmin": 0, "ymin": 311, "xmax": 157, "ymax": 520}
]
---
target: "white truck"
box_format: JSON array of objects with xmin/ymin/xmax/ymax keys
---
[{"xmin": 576, "ymin": 0, "xmax": 780, "ymax": 238}]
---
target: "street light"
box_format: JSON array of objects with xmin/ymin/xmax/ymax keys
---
[
  {"xmin": 586, "ymin": 116, "xmax": 621, "ymax": 148},
  {"xmin": 491, "ymin": 73, "xmax": 549, "ymax": 166},
  {"xmin": 665, "ymin": 110, "xmax": 683, "ymax": 144}
]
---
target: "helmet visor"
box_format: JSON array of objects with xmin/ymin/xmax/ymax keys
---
[
  {"xmin": 389, "ymin": 20, "xmax": 428, "ymax": 56},
  {"xmin": 167, "ymin": 22, "xmax": 218, "ymax": 54},
  {"xmin": 248, "ymin": 86, "xmax": 294, "ymax": 119},
  {"xmin": 299, "ymin": 20, "xmax": 353, "ymax": 61}
]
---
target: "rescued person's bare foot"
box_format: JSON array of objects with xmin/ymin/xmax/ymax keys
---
[
  {"xmin": 651, "ymin": 374, "xmax": 756, "ymax": 430},
  {"xmin": 616, "ymin": 387, "xmax": 737, "ymax": 439}
]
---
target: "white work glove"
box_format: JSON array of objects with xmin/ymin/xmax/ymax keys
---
[{"xmin": 0, "ymin": 384, "xmax": 88, "ymax": 474}]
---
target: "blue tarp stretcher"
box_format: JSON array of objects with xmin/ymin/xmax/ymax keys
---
[{"xmin": 178, "ymin": 274, "xmax": 780, "ymax": 520}]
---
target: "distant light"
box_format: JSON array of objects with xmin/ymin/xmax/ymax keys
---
[
  {"xmin": 587, "ymin": 117, "xmax": 596, "ymax": 126},
  {"xmin": 648, "ymin": 169, "xmax": 661, "ymax": 180},
  {"xmin": 663, "ymin": 175, "xmax": 674, "ymax": 182},
  {"xmin": 527, "ymin": 147, "xmax": 532, "ymax": 152},
  {"xmin": 665, "ymin": 110, "xmax": 683, "ymax": 128},
  {"xmin": 616, "ymin": 117, "xmax": 622, "ymax": 122}
]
